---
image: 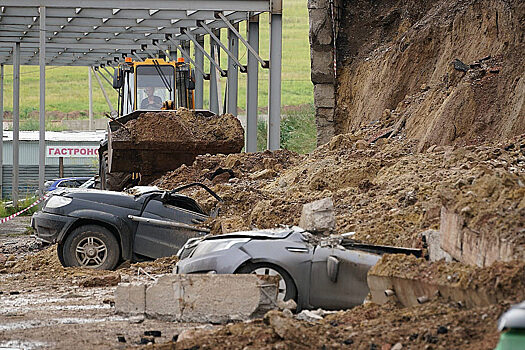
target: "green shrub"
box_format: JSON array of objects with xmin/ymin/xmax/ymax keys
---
[{"xmin": 257, "ymin": 104, "xmax": 316, "ymax": 154}]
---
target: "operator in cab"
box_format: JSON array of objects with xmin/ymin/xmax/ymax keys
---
[{"xmin": 141, "ymin": 87, "xmax": 163, "ymax": 109}]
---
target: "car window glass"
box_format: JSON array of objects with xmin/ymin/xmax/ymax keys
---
[
  {"xmin": 57, "ymin": 181, "xmax": 67, "ymax": 188},
  {"xmin": 165, "ymin": 195, "xmax": 206, "ymax": 215}
]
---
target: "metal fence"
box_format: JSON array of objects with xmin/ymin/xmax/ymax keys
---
[{"xmin": 1, "ymin": 164, "xmax": 97, "ymax": 199}]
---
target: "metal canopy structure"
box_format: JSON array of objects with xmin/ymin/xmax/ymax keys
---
[{"xmin": 0, "ymin": 0, "xmax": 282, "ymax": 202}]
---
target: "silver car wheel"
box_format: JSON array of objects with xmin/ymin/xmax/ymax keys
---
[
  {"xmin": 75, "ymin": 236, "xmax": 107, "ymax": 268},
  {"xmin": 252, "ymin": 267, "xmax": 287, "ymax": 301}
]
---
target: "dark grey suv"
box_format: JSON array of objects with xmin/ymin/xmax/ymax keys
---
[{"xmin": 32, "ymin": 183, "xmax": 220, "ymax": 270}]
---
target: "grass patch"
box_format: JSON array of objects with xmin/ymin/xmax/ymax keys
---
[
  {"xmin": 0, "ymin": 195, "xmax": 40, "ymax": 218},
  {"xmin": 0, "ymin": 0, "xmax": 312, "ymax": 116},
  {"xmin": 257, "ymin": 104, "xmax": 316, "ymax": 154},
  {"xmin": 20, "ymin": 118, "xmax": 67, "ymax": 131}
]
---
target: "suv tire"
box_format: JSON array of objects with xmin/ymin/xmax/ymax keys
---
[{"xmin": 62, "ymin": 225, "xmax": 120, "ymax": 270}]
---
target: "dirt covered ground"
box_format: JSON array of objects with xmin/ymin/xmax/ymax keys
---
[
  {"xmin": 2, "ymin": 131, "xmax": 523, "ymax": 349},
  {"xmin": 0, "ymin": 242, "xmax": 203, "ymax": 349},
  {"xmin": 148, "ymin": 126, "xmax": 524, "ymax": 349},
  {"xmin": 153, "ymin": 301, "xmax": 507, "ymax": 350}
]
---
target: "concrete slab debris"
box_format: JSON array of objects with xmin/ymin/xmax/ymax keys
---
[
  {"xmin": 439, "ymin": 206, "xmax": 523, "ymax": 267},
  {"xmin": 421, "ymin": 229, "xmax": 452, "ymax": 262},
  {"xmin": 114, "ymin": 282, "xmax": 146, "ymax": 316},
  {"xmin": 115, "ymin": 274, "xmax": 278, "ymax": 323},
  {"xmin": 299, "ymin": 197, "xmax": 336, "ymax": 234}
]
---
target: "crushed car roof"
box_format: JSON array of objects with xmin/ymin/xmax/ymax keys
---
[{"xmin": 204, "ymin": 227, "xmax": 305, "ymax": 240}]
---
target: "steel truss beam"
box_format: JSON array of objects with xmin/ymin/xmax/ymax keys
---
[
  {"xmin": 184, "ymin": 31, "xmax": 226, "ymax": 76},
  {"xmin": 1, "ymin": 1, "xmax": 270, "ymax": 12}
]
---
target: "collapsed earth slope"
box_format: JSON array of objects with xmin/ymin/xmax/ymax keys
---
[{"xmin": 335, "ymin": 0, "xmax": 525, "ymax": 150}]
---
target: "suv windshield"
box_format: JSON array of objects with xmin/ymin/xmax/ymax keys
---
[{"xmin": 136, "ymin": 65, "xmax": 175, "ymax": 110}]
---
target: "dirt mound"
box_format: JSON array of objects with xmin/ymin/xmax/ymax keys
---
[
  {"xmin": 124, "ymin": 255, "xmax": 179, "ymax": 275},
  {"xmin": 9, "ymin": 244, "xmax": 64, "ymax": 274},
  {"xmin": 371, "ymin": 254, "xmax": 525, "ymax": 297},
  {"xmin": 151, "ymin": 300, "xmax": 504, "ymax": 349},
  {"xmin": 335, "ymin": 0, "xmax": 525, "ymax": 151},
  {"xmin": 441, "ymin": 171, "xmax": 525, "ymax": 243},
  {"xmin": 114, "ymin": 108, "xmax": 244, "ymax": 153},
  {"xmin": 7, "ymin": 245, "xmax": 121, "ymax": 284},
  {"xmin": 153, "ymin": 133, "xmax": 524, "ymax": 244},
  {"xmin": 154, "ymin": 150, "xmax": 304, "ymax": 233}
]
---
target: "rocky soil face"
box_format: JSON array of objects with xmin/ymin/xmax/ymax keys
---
[
  {"xmin": 155, "ymin": 130, "xmax": 524, "ymax": 249},
  {"xmin": 335, "ymin": 0, "xmax": 525, "ymax": 151}
]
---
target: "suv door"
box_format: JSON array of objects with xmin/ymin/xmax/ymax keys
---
[{"xmin": 132, "ymin": 198, "xmax": 209, "ymax": 259}]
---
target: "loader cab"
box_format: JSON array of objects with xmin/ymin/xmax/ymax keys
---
[{"xmin": 113, "ymin": 57, "xmax": 195, "ymax": 117}]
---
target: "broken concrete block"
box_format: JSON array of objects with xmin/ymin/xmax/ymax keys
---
[
  {"xmin": 313, "ymin": 84, "xmax": 335, "ymax": 108},
  {"xmin": 117, "ymin": 274, "xmax": 278, "ymax": 323},
  {"xmin": 299, "ymin": 197, "xmax": 336, "ymax": 234},
  {"xmin": 296, "ymin": 310, "xmax": 323, "ymax": 322},
  {"xmin": 367, "ymin": 255, "xmax": 525, "ymax": 308},
  {"xmin": 115, "ymin": 283, "xmax": 146, "ymax": 316},
  {"xmin": 145, "ymin": 275, "xmax": 184, "ymax": 321},
  {"xmin": 421, "ymin": 230, "xmax": 452, "ymax": 262},
  {"xmin": 439, "ymin": 206, "xmax": 522, "ymax": 267}
]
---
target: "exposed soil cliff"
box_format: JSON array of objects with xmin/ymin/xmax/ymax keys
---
[{"xmin": 335, "ymin": 0, "xmax": 525, "ymax": 150}]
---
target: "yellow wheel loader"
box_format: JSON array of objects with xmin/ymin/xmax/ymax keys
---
[{"xmin": 98, "ymin": 57, "xmax": 243, "ymax": 191}]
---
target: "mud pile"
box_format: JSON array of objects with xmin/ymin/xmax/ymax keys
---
[
  {"xmin": 335, "ymin": 0, "xmax": 525, "ymax": 151},
  {"xmin": 113, "ymin": 108, "xmax": 244, "ymax": 153},
  {"xmin": 154, "ymin": 133, "xmax": 524, "ymax": 248},
  {"xmin": 153, "ymin": 149, "xmax": 304, "ymax": 233},
  {"xmin": 152, "ymin": 301, "xmax": 505, "ymax": 349},
  {"xmin": 371, "ymin": 254, "xmax": 525, "ymax": 298}
]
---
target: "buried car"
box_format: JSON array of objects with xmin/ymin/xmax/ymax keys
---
[
  {"xmin": 32, "ymin": 183, "xmax": 221, "ymax": 270},
  {"xmin": 176, "ymin": 227, "xmax": 421, "ymax": 310}
]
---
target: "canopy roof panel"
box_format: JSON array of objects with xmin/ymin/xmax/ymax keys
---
[{"xmin": 0, "ymin": 0, "xmax": 277, "ymax": 66}]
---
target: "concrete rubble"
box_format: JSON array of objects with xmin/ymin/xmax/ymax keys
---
[
  {"xmin": 420, "ymin": 229, "xmax": 452, "ymax": 262},
  {"xmin": 298, "ymin": 197, "xmax": 336, "ymax": 234},
  {"xmin": 115, "ymin": 274, "xmax": 278, "ymax": 323}
]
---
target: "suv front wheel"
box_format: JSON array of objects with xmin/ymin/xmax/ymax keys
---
[{"xmin": 62, "ymin": 225, "xmax": 120, "ymax": 270}]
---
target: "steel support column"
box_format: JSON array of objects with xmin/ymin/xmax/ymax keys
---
[
  {"xmin": 209, "ymin": 33, "xmax": 219, "ymax": 114},
  {"xmin": 38, "ymin": 6, "xmax": 46, "ymax": 195},
  {"xmin": 88, "ymin": 67, "xmax": 93, "ymax": 130},
  {"xmin": 267, "ymin": 13, "xmax": 282, "ymax": 150},
  {"xmin": 93, "ymin": 68, "xmax": 117, "ymax": 116},
  {"xmin": 12, "ymin": 42, "xmax": 20, "ymax": 203},
  {"xmin": 246, "ymin": 16, "xmax": 259, "ymax": 152},
  {"xmin": 227, "ymin": 24, "xmax": 239, "ymax": 116},
  {"xmin": 0, "ymin": 64, "xmax": 3, "ymax": 199},
  {"xmin": 194, "ymin": 35, "xmax": 204, "ymax": 109}
]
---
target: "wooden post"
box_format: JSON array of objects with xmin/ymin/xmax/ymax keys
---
[{"xmin": 59, "ymin": 157, "xmax": 64, "ymax": 178}]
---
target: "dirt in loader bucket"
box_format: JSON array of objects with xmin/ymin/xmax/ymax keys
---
[{"xmin": 108, "ymin": 108, "xmax": 245, "ymax": 176}]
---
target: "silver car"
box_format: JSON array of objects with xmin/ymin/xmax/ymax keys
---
[{"xmin": 176, "ymin": 227, "xmax": 420, "ymax": 310}]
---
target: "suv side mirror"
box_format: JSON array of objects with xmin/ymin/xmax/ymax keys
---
[{"xmin": 113, "ymin": 68, "xmax": 123, "ymax": 89}]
